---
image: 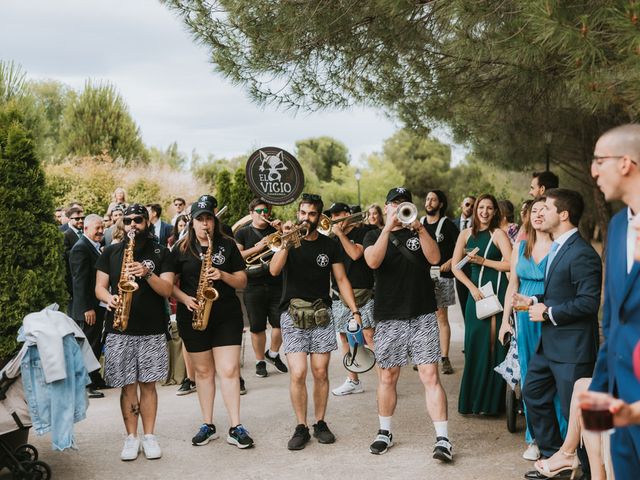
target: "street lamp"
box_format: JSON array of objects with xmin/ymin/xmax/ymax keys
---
[
  {"xmin": 354, "ymin": 168, "xmax": 362, "ymax": 208},
  {"xmin": 544, "ymin": 132, "xmax": 553, "ymax": 172}
]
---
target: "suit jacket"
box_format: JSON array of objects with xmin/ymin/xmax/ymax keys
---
[
  {"xmin": 63, "ymin": 228, "xmax": 82, "ymax": 294},
  {"xmin": 455, "ymin": 217, "xmax": 471, "ymax": 231},
  {"xmin": 69, "ymin": 236, "xmax": 101, "ymax": 324},
  {"xmin": 536, "ymin": 232, "xmax": 602, "ymax": 364},
  {"xmin": 153, "ymin": 221, "xmax": 172, "ymax": 247},
  {"xmin": 591, "ymin": 209, "xmax": 640, "ymax": 402}
]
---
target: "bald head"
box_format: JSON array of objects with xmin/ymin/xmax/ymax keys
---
[{"xmin": 597, "ymin": 124, "xmax": 640, "ymax": 159}]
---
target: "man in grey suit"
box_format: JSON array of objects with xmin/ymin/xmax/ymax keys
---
[{"xmin": 516, "ymin": 189, "xmax": 602, "ymax": 465}]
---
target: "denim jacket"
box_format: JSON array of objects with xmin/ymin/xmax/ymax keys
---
[{"xmin": 21, "ymin": 334, "xmax": 90, "ymax": 451}]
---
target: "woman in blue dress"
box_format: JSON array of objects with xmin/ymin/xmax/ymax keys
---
[{"xmin": 499, "ymin": 199, "xmax": 567, "ymax": 461}]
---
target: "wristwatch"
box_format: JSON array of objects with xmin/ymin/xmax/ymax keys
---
[{"xmin": 542, "ymin": 308, "xmax": 550, "ymax": 322}]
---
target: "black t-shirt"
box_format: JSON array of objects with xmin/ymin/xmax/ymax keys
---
[
  {"xmin": 333, "ymin": 225, "xmax": 374, "ymax": 289},
  {"xmin": 363, "ymin": 228, "xmax": 437, "ymax": 321},
  {"xmin": 279, "ymin": 234, "xmax": 345, "ymax": 311},
  {"xmin": 170, "ymin": 235, "xmax": 245, "ymax": 323},
  {"xmin": 234, "ymin": 224, "xmax": 282, "ymax": 287},
  {"xmin": 423, "ymin": 217, "xmax": 459, "ymax": 279},
  {"xmin": 96, "ymin": 238, "xmax": 174, "ymax": 336}
]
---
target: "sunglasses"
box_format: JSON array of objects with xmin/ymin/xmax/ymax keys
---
[
  {"xmin": 302, "ymin": 193, "xmax": 322, "ymax": 202},
  {"xmin": 254, "ymin": 208, "xmax": 269, "ymax": 214},
  {"xmin": 463, "ymin": 203, "xmax": 472, "ymax": 207},
  {"xmin": 174, "ymin": 203, "xmax": 184, "ymax": 207},
  {"xmin": 123, "ymin": 216, "xmax": 145, "ymax": 225},
  {"xmin": 70, "ymin": 216, "xmax": 85, "ymax": 221}
]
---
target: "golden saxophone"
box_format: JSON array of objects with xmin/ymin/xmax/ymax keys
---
[
  {"xmin": 192, "ymin": 232, "xmax": 220, "ymax": 331},
  {"xmin": 113, "ymin": 230, "xmax": 139, "ymax": 331}
]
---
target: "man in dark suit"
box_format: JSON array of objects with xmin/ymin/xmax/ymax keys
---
[
  {"xmin": 516, "ymin": 189, "xmax": 602, "ymax": 467},
  {"xmin": 63, "ymin": 206, "xmax": 85, "ymax": 312},
  {"xmin": 146, "ymin": 203, "xmax": 172, "ymax": 247},
  {"xmin": 454, "ymin": 196, "xmax": 475, "ymax": 322},
  {"xmin": 582, "ymin": 124, "xmax": 640, "ymax": 480},
  {"xmin": 69, "ymin": 213, "xmax": 106, "ymax": 398}
]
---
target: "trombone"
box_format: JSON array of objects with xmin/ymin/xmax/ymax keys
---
[
  {"xmin": 245, "ymin": 223, "xmax": 310, "ymax": 265},
  {"xmin": 317, "ymin": 211, "xmax": 368, "ymax": 236}
]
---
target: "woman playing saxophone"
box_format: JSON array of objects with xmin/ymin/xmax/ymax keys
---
[{"xmin": 169, "ymin": 200, "xmax": 253, "ymax": 449}]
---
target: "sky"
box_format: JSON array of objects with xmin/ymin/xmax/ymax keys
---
[{"xmin": 0, "ymin": 0, "xmax": 464, "ymax": 165}]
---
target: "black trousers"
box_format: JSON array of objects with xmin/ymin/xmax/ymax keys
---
[
  {"xmin": 83, "ymin": 306, "xmax": 106, "ymax": 386},
  {"xmin": 522, "ymin": 349, "xmax": 594, "ymax": 458}
]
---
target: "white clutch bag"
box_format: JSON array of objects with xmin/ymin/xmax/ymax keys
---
[{"xmin": 475, "ymin": 282, "xmax": 503, "ymax": 320}]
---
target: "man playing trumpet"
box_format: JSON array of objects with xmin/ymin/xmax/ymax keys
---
[
  {"xmin": 235, "ymin": 198, "xmax": 288, "ymax": 378},
  {"xmin": 363, "ymin": 187, "xmax": 453, "ymax": 461},
  {"xmin": 269, "ymin": 193, "xmax": 361, "ymax": 450}
]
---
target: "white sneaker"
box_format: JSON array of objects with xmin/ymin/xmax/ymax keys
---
[
  {"xmin": 120, "ymin": 434, "xmax": 140, "ymax": 461},
  {"xmin": 141, "ymin": 434, "xmax": 162, "ymax": 459},
  {"xmin": 523, "ymin": 442, "xmax": 540, "ymax": 461},
  {"xmin": 332, "ymin": 378, "xmax": 364, "ymax": 396}
]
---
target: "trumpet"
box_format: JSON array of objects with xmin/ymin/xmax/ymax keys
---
[
  {"xmin": 317, "ymin": 211, "xmax": 367, "ymax": 236},
  {"xmin": 245, "ymin": 222, "xmax": 309, "ymax": 265},
  {"xmin": 396, "ymin": 202, "xmax": 418, "ymax": 227}
]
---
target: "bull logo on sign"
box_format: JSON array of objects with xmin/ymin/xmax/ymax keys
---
[{"xmin": 259, "ymin": 150, "xmax": 288, "ymax": 182}]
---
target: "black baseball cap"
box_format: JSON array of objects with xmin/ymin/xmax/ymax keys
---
[
  {"xmin": 386, "ymin": 187, "xmax": 412, "ymax": 203},
  {"xmin": 191, "ymin": 200, "xmax": 215, "ymax": 219},
  {"xmin": 197, "ymin": 195, "xmax": 218, "ymax": 209},
  {"xmin": 327, "ymin": 202, "xmax": 351, "ymax": 215}
]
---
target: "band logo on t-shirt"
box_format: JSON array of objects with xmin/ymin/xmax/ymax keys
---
[
  {"xmin": 316, "ymin": 254, "xmax": 329, "ymax": 267},
  {"xmin": 406, "ymin": 237, "xmax": 421, "ymax": 251}
]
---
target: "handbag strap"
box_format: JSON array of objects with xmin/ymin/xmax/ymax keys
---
[
  {"xmin": 477, "ymin": 230, "xmax": 502, "ymax": 292},
  {"xmin": 389, "ymin": 232, "xmax": 429, "ymax": 273}
]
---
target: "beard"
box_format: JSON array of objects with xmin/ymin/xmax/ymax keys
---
[
  {"xmin": 426, "ymin": 207, "xmax": 440, "ymax": 216},
  {"xmin": 298, "ymin": 219, "xmax": 317, "ymax": 233}
]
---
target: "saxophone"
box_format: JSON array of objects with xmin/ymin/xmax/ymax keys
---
[
  {"xmin": 192, "ymin": 232, "xmax": 220, "ymax": 331},
  {"xmin": 113, "ymin": 230, "xmax": 139, "ymax": 331}
]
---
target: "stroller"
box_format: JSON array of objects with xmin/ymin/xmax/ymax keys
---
[{"xmin": 0, "ymin": 345, "xmax": 51, "ymax": 479}]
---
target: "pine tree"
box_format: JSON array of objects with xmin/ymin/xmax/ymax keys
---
[
  {"xmin": 215, "ymin": 169, "xmax": 232, "ymax": 212},
  {"xmin": 229, "ymin": 168, "xmax": 254, "ymax": 220},
  {"xmin": 0, "ymin": 102, "xmax": 68, "ymax": 361}
]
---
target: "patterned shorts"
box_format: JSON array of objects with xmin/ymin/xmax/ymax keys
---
[
  {"xmin": 331, "ymin": 298, "xmax": 376, "ymax": 333},
  {"xmin": 104, "ymin": 333, "xmax": 168, "ymax": 388},
  {"xmin": 434, "ymin": 277, "xmax": 456, "ymax": 308},
  {"xmin": 280, "ymin": 311, "xmax": 338, "ymax": 354},
  {"xmin": 374, "ymin": 313, "xmax": 440, "ymax": 369}
]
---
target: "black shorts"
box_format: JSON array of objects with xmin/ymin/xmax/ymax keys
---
[
  {"xmin": 177, "ymin": 310, "xmax": 244, "ymax": 353},
  {"xmin": 243, "ymin": 284, "xmax": 282, "ymax": 333}
]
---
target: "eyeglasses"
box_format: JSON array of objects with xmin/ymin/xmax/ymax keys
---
[
  {"xmin": 302, "ymin": 193, "xmax": 321, "ymax": 202},
  {"xmin": 254, "ymin": 208, "xmax": 269, "ymax": 214},
  {"xmin": 463, "ymin": 203, "xmax": 472, "ymax": 207},
  {"xmin": 70, "ymin": 216, "xmax": 85, "ymax": 221},
  {"xmin": 592, "ymin": 155, "xmax": 638, "ymax": 166},
  {"xmin": 123, "ymin": 216, "xmax": 145, "ymax": 225}
]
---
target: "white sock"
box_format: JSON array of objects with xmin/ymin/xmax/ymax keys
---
[
  {"xmin": 349, "ymin": 377, "xmax": 360, "ymax": 385},
  {"xmin": 433, "ymin": 421, "xmax": 448, "ymax": 439},
  {"xmin": 379, "ymin": 416, "xmax": 392, "ymax": 432},
  {"xmin": 268, "ymin": 349, "xmax": 278, "ymax": 357}
]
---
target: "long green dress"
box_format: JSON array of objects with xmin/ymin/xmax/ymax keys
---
[{"xmin": 458, "ymin": 229, "xmax": 508, "ymax": 415}]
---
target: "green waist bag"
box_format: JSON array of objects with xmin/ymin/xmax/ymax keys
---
[
  {"xmin": 288, "ymin": 298, "xmax": 330, "ymax": 329},
  {"xmin": 339, "ymin": 288, "xmax": 373, "ymax": 309}
]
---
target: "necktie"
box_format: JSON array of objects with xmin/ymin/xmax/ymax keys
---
[
  {"xmin": 76, "ymin": 229, "xmax": 83, "ymax": 238},
  {"xmin": 545, "ymin": 241, "xmax": 560, "ymax": 278}
]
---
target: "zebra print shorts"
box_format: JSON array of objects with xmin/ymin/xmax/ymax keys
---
[
  {"xmin": 280, "ymin": 311, "xmax": 338, "ymax": 354},
  {"xmin": 434, "ymin": 277, "xmax": 456, "ymax": 308},
  {"xmin": 104, "ymin": 333, "xmax": 168, "ymax": 388},
  {"xmin": 331, "ymin": 298, "xmax": 376, "ymax": 333},
  {"xmin": 374, "ymin": 313, "xmax": 440, "ymax": 369}
]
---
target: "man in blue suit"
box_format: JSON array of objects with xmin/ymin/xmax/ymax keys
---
[
  {"xmin": 516, "ymin": 189, "xmax": 602, "ymax": 471},
  {"xmin": 584, "ymin": 124, "xmax": 640, "ymax": 480},
  {"xmin": 146, "ymin": 203, "xmax": 172, "ymax": 247}
]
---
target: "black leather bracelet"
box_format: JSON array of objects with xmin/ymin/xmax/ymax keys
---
[{"xmin": 352, "ymin": 311, "xmax": 361, "ymax": 316}]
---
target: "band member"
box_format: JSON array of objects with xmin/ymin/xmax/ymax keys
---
[
  {"xmin": 326, "ymin": 202, "xmax": 376, "ymax": 396},
  {"xmin": 235, "ymin": 198, "xmax": 288, "ymax": 378},
  {"xmin": 363, "ymin": 187, "xmax": 452, "ymax": 461},
  {"xmin": 422, "ymin": 190, "xmax": 459, "ymax": 375},
  {"xmin": 95, "ymin": 204, "xmax": 175, "ymax": 461},
  {"xmin": 269, "ymin": 193, "xmax": 361, "ymax": 451},
  {"xmin": 170, "ymin": 200, "xmax": 253, "ymax": 449}
]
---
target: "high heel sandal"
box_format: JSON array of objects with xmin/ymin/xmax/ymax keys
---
[{"xmin": 534, "ymin": 450, "xmax": 580, "ymax": 479}]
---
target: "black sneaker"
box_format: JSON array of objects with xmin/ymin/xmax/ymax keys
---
[
  {"xmin": 192, "ymin": 424, "xmax": 219, "ymax": 446},
  {"xmin": 240, "ymin": 376, "xmax": 247, "ymax": 395},
  {"xmin": 369, "ymin": 429, "xmax": 393, "ymax": 455},
  {"xmin": 265, "ymin": 350, "xmax": 289, "ymax": 373},
  {"xmin": 255, "ymin": 361, "xmax": 268, "ymax": 378},
  {"xmin": 312, "ymin": 420, "xmax": 335, "ymax": 444},
  {"xmin": 433, "ymin": 436, "xmax": 453, "ymax": 462},
  {"xmin": 227, "ymin": 424, "xmax": 254, "ymax": 449},
  {"xmin": 287, "ymin": 424, "xmax": 310, "ymax": 450},
  {"xmin": 177, "ymin": 378, "xmax": 196, "ymax": 396}
]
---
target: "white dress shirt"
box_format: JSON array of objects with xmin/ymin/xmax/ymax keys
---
[{"xmin": 627, "ymin": 208, "xmax": 635, "ymax": 274}]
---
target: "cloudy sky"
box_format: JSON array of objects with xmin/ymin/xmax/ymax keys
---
[{"xmin": 0, "ymin": 0, "xmax": 463, "ymax": 164}]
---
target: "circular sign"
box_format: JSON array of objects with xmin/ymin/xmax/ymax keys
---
[{"xmin": 245, "ymin": 147, "xmax": 305, "ymax": 205}]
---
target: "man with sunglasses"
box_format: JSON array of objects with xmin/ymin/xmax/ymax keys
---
[
  {"xmin": 454, "ymin": 196, "xmax": 475, "ymax": 323},
  {"xmin": 95, "ymin": 204, "xmax": 175, "ymax": 462},
  {"xmin": 63, "ymin": 206, "xmax": 86, "ymax": 312},
  {"xmin": 171, "ymin": 197, "xmax": 186, "ymax": 226},
  {"xmin": 363, "ymin": 187, "xmax": 452, "ymax": 461},
  {"xmin": 235, "ymin": 198, "xmax": 288, "ymax": 378},
  {"xmin": 270, "ymin": 193, "xmax": 361, "ymax": 451}
]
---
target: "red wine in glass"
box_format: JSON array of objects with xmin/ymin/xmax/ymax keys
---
[{"xmin": 581, "ymin": 403, "xmax": 614, "ymax": 431}]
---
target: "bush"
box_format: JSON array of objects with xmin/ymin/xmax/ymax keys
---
[{"xmin": 0, "ymin": 102, "xmax": 68, "ymax": 361}]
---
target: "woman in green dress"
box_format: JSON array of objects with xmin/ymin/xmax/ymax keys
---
[{"xmin": 452, "ymin": 194, "xmax": 512, "ymax": 415}]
